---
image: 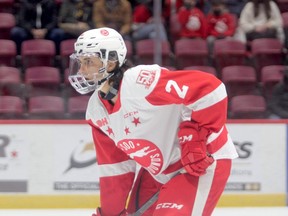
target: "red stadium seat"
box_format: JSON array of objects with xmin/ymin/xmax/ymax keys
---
[
  {"xmin": 0, "ymin": 0, "xmax": 14, "ymax": 13},
  {"xmin": 229, "ymin": 95, "xmax": 267, "ymax": 119},
  {"xmin": 0, "ymin": 66, "xmax": 23, "ymax": 97},
  {"xmin": 213, "ymin": 39, "xmax": 247, "ymax": 72},
  {"xmin": 0, "ymin": 39, "xmax": 17, "ymax": 66},
  {"xmin": 250, "ymin": 38, "xmax": 284, "ymax": 80},
  {"xmin": 221, "ymin": 66, "xmax": 258, "ymax": 98},
  {"xmin": 277, "ymin": 0, "xmax": 288, "ymax": 13},
  {"xmin": 0, "ymin": 13, "xmax": 15, "ymax": 39},
  {"xmin": 261, "ymin": 65, "xmax": 285, "ymax": 99},
  {"xmin": 0, "ymin": 96, "xmax": 24, "ymax": 119},
  {"xmin": 174, "ymin": 38, "xmax": 209, "ymax": 69},
  {"xmin": 169, "ymin": 13, "xmax": 181, "ymax": 46},
  {"xmin": 135, "ymin": 39, "xmax": 173, "ymax": 66},
  {"xmin": 282, "ymin": 12, "xmax": 288, "ymax": 28},
  {"xmin": 124, "ymin": 39, "xmax": 133, "ymax": 63},
  {"xmin": 67, "ymin": 95, "xmax": 90, "ymax": 119},
  {"xmin": 282, "ymin": 12, "xmax": 288, "ymax": 48},
  {"xmin": 21, "ymin": 39, "xmax": 56, "ymax": 68},
  {"xmin": 59, "ymin": 38, "xmax": 76, "ymax": 70},
  {"xmin": 28, "ymin": 96, "xmax": 65, "ymax": 119},
  {"xmin": 183, "ymin": 65, "xmax": 217, "ymax": 77},
  {"xmin": 24, "ymin": 66, "xmax": 62, "ymax": 97},
  {"xmin": 63, "ymin": 68, "xmax": 82, "ymax": 98}
]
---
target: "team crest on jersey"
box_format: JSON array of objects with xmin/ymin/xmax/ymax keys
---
[
  {"xmin": 136, "ymin": 70, "xmax": 156, "ymax": 89},
  {"xmin": 117, "ymin": 139, "xmax": 163, "ymax": 175}
]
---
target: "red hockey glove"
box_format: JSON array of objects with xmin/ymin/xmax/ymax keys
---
[
  {"xmin": 92, "ymin": 207, "xmax": 128, "ymax": 216},
  {"xmin": 178, "ymin": 121, "xmax": 214, "ymax": 176}
]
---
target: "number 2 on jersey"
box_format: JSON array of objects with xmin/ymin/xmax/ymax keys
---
[{"xmin": 165, "ymin": 80, "xmax": 188, "ymax": 99}]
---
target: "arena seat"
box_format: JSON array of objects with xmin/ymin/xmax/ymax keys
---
[
  {"xmin": 28, "ymin": 96, "xmax": 65, "ymax": 119},
  {"xmin": 261, "ymin": 65, "xmax": 286, "ymax": 99},
  {"xmin": 0, "ymin": 12, "xmax": 15, "ymax": 39},
  {"xmin": 24, "ymin": 66, "xmax": 62, "ymax": 98},
  {"xmin": 0, "ymin": 66, "xmax": 23, "ymax": 97},
  {"xmin": 21, "ymin": 39, "xmax": 56, "ymax": 69},
  {"xmin": 250, "ymin": 38, "xmax": 284, "ymax": 81},
  {"xmin": 174, "ymin": 38, "xmax": 209, "ymax": 69},
  {"xmin": 67, "ymin": 95, "xmax": 90, "ymax": 119},
  {"xmin": 135, "ymin": 39, "xmax": 173, "ymax": 66},
  {"xmin": 59, "ymin": 38, "xmax": 76, "ymax": 70},
  {"xmin": 0, "ymin": 0, "xmax": 14, "ymax": 13},
  {"xmin": 221, "ymin": 65, "xmax": 258, "ymax": 98},
  {"xmin": 183, "ymin": 65, "xmax": 217, "ymax": 77},
  {"xmin": 229, "ymin": 95, "xmax": 267, "ymax": 119},
  {"xmin": 0, "ymin": 39, "xmax": 17, "ymax": 66},
  {"xmin": 0, "ymin": 95, "xmax": 25, "ymax": 119},
  {"xmin": 213, "ymin": 39, "xmax": 247, "ymax": 73}
]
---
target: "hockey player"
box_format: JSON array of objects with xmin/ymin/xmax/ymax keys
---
[{"xmin": 68, "ymin": 27, "xmax": 238, "ymax": 216}]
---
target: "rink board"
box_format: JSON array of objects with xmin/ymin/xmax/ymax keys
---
[{"xmin": 0, "ymin": 120, "xmax": 287, "ymax": 208}]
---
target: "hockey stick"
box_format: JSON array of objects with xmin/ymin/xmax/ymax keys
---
[
  {"xmin": 129, "ymin": 171, "xmax": 183, "ymax": 216},
  {"xmin": 128, "ymin": 190, "xmax": 160, "ymax": 216}
]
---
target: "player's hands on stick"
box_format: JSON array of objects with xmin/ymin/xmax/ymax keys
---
[
  {"xmin": 92, "ymin": 207, "xmax": 128, "ymax": 216},
  {"xmin": 178, "ymin": 121, "xmax": 214, "ymax": 176}
]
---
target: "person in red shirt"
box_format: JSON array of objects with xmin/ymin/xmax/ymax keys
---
[
  {"xmin": 131, "ymin": 0, "xmax": 167, "ymax": 41},
  {"xmin": 206, "ymin": 0, "xmax": 237, "ymax": 53},
  {"xmin": 177, "ymin": 0, "xmax": 207, "ymax": 39}
]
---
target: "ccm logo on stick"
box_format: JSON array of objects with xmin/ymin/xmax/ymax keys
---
[{"xmin": 156, "ymin": 203, "xmax": 184, "ymax": 209}]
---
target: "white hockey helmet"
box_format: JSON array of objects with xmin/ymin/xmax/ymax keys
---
[{"xmin": 68, "ymin": 27, "xmax": 127, "ymax": 94}]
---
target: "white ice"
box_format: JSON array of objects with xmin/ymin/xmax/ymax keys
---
[{"xmin": 0, "ymin": 207, "xmax": 288, "ymax": 216}]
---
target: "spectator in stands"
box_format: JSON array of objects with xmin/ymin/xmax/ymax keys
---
[
  {"xmin": 58, "ymin": 0, "xmax": 95, "ymax": 40},
  {"xmin": 177, "ymin": 0, "xmax": 207, "ymax": 39},
  {"xmin": 163, "ymin": 0, "xmax": 183, "ymax": 19},
  {"xmin": 206, "ymin": 0, "xmax": 236, "ymax": 53},
  {"xmin": 131, "ymin": 0, "xmax": 168, "ymax": 41},
  {"xmin": 223, "ymin": 0, "xmax": 247, "ymax": 17},
  {"xmin": 235, "ymin": 0, "xmax": 284, "ymax": 44},
  {"xmin": 196, "ymin": 0, "xmax": 212, "ymax": 14},
  {"xmin": 10, "ymin": 0, "xmax": 62, "ymax": 54},
  {"xmin": 268, "ymin": 68, "xmax": 288, "ymax": 119},
  {"xmin": 93, "ymin": 0, "xmax": 132, "ymax": 40}
]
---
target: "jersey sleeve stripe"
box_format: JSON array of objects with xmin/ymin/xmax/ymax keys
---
[
  {"xmin": 207, "ymin": 126, "xmax": 229, "ymax": 154},
  {"xmin": 187, "ymin": 83, "xmax": 227, "ymax": 111},
  {"xmin": 98, "ymin": 160, "xmax": 136, "ymax": 177}
]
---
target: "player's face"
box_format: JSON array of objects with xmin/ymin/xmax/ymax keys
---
[{"xmin": 78, "ymin": 55, "xmax": 104, "ymax": 81}]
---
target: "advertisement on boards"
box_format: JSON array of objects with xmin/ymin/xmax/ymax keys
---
[
  {"xmin": 0, "ymin": 125, "xmax": 29, "ymax": 192},
  {"xmin": 0, "ymin": 121, "xmax": 287, "ymax": 200},
  {"xmin": 225, "ymin": 123, "xmax": 287, "ymax": 194},
  {"xmin": 0, "ymin": 123, "xmax": 99, "ymax": 195},
  {"xmin": 52, "ymin": 124, "xmax": 99, "ymax": 193}
]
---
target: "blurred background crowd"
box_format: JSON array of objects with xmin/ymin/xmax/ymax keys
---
[{"xmin": 0, "ymin": 0, "xmax": 288, "ymax": 120}]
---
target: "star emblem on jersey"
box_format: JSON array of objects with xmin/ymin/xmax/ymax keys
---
[
  {"xmin": 124, "ymin": 127, "xmax": 130, "ymax": 135},
  {"xmin": 106, "ymin": 127, "xmax": 114, "ymax": 136},
  {"xmin": 132, "ymin": 117, "xmax": 141, "ymax": 126}
]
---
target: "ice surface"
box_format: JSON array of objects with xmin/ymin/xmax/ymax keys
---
[{"xmin": 0, "ymin": 207, "xmax": 288, "ymax": 216}]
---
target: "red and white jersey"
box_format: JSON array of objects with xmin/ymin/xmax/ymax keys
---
[{"xmin": 86, "ymin": 64, "xmax": 238, "ymax": 214}]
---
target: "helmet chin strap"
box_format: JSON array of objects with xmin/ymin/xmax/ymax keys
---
[{"xmin": 99, "ymin": 68, "xmax": 122, "ymax": 101}]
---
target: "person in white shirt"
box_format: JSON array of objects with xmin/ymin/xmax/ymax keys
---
[{"xmin": 235, "ymin": 0, "xmax": 284, "ymax": 43}]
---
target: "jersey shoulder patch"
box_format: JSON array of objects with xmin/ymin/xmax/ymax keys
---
[{"xmin": 122, "ymin": 64, "xmax": 162, "ymax": 97}]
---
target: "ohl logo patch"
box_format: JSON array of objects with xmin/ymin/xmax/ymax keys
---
[{"xmin": 117, "ymin": 139, "xmax": 163, "ymax": 175}]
